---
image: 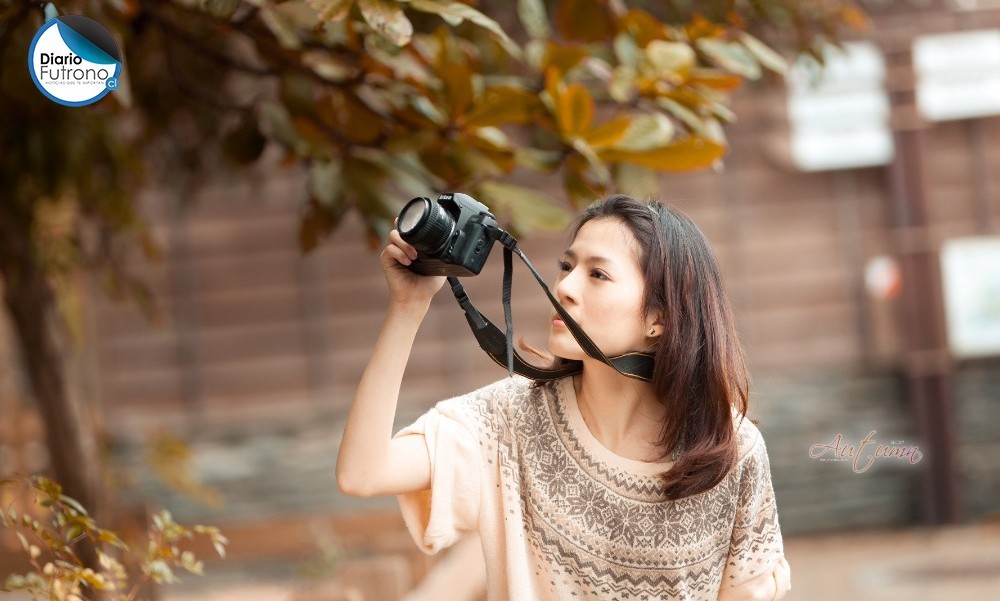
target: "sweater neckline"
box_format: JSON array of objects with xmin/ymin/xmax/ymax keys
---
[{"xmin": 555, "ymin": 376, "xmax": 676, "ymax": 477}]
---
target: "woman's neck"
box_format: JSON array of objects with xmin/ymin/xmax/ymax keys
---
[{"xmin": 573, "ymin": 361, "xmax": 670, "ymax": 462}]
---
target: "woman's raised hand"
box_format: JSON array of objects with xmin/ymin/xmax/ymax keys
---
[{"xmin": 379, "ymin": 221, "xmax": 446, "ymax": 307}]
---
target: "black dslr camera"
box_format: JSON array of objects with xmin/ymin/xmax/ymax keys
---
[{"xmin": 397, "ymin": 192, "xmax": 499, "ymax": 277}]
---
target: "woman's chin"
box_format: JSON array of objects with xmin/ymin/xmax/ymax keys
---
[{"xmin": 547, "ymin": 335, "xmax": 584, "ymax": 361}]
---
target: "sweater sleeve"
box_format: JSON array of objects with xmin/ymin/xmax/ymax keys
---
[
  {"xmin": 393, "ymin": 379, "xmax": 509, "ymax": 555},
  {"xmin": 717, "ymin": 430, "xmax": 792, "ymax": 601}
]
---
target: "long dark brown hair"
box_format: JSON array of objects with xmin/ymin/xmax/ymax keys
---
[{"xmin": 531, "ymin": 194, "xmax": 752, "ymax": 500}]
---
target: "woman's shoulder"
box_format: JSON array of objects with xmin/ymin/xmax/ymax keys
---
[
  {"xmin": 435, "ymin": 374, "xmax": 537, "ymax": 406},
  {"xmin": 731, "ymin": 408, "xmax": 769, "ymax": 465},
  {"xmin": 432, "ymin": 374, "xmax": 541, "ymax": 428}
]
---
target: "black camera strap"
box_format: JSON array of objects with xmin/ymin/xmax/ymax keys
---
[{"xmin": 445, "ymin": 229, "xmax": 655, "ymax": 382}]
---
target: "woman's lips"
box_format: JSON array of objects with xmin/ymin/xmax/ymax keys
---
[{"xmin": 551, "ymin": 315, "xmax": 567, "ymax": 328}]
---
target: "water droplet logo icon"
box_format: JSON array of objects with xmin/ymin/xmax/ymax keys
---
[{"xmin": 28, "ymin": 14, "xmax": 122, "ymax": 107}]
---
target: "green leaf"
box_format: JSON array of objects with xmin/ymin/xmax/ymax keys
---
[
  {"xmin": 35, "ymin": 476, "xmax": 61, "ymax": 498},
  {"xmin": 656, "ymin": 97, "xmax": 708, "ymax": 135},
  {"xmin": 570, "ymin": 137, "xmax": 610, "ymax": 185},
  {"xmin": 358, "ymin": 0, "xmax": 413, "ymax": 46},
  {"xmin": 201, "ymin": 0, "xmax": 241, "ymax": 18},
  {"xmin": 613, "ymin": 33, "xmax": 640, "ymax": 69},
  {"xmin": 310, "ymin": 161, "xmax": 343, "ymax": 207},
  {"xmin": 307, "ymin": 0, "xmax": 354, "ymax": 21},
  {"xmin": 260, "ymin": 3, "xmax": 303, "ymax": 50},
  {"xmin": 696, "ymin": 39, "xmax": 760, "ymax": 79},
  {"xmin": 145, "ymin": 559, "xmax": 177, "ymax": 584},
  {"xmin": 515, "ymin": 147, "xmax": 562, "ymax": 173},
  {"xmin": 517, "ymin": 0, "xmax": 550, "ymax": 40},
  {"xmin": 475, "ymin": 181, "xmax": 571, "ymax": 236},
  {"xmin": 302, "ymin": 51, "xmax": 355, "ymax": 82},
  {"xmin": 615, "ymin": 163, "xmax": 660, "ymax": 198},
  {"xmin": 408, "ymin": 0, "xmax": 520, "ymax": 57},
  {"xmin": 739, "ymin": 32, "xmax": 787, "ymax": 75},
  {"xmin": 80, "ymin": 569, "xmax": 113, "ymax": 591},
  {"xmin": 211, "ymin": 532, "xmax": 229, "ymax": 558},
  {"xmin": 410, "ymin": 95, "xmax": 447, "ymax": 126},
  {"xmin": 97, "ymin": 530, "xmax": 129, "ymax": 551},
  {"xmin": 260, "ymin": 103, "xmax": 308, "ymax": 155},
  {"xmin": 609, "ymin": 66, "xmax": 637, "ymax": 103},
  {"xmin": 611, "ymin": 113, "xmax": 675, "ymax": 152},
  {"xmin": 66, "ymin": 524, "xmax": 83, "ymax": 542},
  {"xmin": 645, "ymin": 40, "xmax": 695, "ymax": 76}
]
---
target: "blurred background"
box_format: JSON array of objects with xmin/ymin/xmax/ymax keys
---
[{"xmin": 2, "ymin": 0, "xmax": 999, "ymax": 600}]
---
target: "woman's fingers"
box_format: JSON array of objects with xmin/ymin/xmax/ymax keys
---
[
  {"xmin": 382, "ymin": 243, "xmax": 412, "ymax": 266},
  {"xmin": 388, "ymin": 229, "xmax": 417, "ymax": 260}
]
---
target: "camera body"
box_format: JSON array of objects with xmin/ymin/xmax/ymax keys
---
[{"xmin": 397, "ymin": 192, "xmax": 499, "ymax": 277}]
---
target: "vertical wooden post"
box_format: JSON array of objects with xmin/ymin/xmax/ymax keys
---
[{"xmin": 883, "ymin": 42, "xmax": 962, "ymax": 525}]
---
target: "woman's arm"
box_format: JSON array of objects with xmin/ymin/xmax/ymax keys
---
[{"xmin": 335, "ymin": 226, "xmax": 445, "ymax": 498}]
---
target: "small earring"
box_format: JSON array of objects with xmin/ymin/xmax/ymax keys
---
[{"xmin": 649, "ymin": 328, "xmax": 656, "ymax": 336}]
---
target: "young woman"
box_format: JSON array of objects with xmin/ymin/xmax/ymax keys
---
[{"xmin": 336, "ymin": 195, "xmax": 791, "ymax": 601}]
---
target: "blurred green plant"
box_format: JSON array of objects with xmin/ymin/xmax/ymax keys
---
[
  {"xmin": 0, "ymin": 475, "xmax": 228, "ymax": 601},
  {"xmin": 297, "ymin": 527, "xmax": 352, "ymax": 580},
  {"xmin": 144, "ymin": 431, "xmax": 226, "ymax": 511}
]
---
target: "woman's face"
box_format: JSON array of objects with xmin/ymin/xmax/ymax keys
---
[{"xmin": 547, "ymin": 218, "xmax": 656, "ymax": 360}]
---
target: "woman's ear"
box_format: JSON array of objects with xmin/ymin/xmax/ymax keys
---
[{"xmin": 646, "ymin": 311, "xmax": 665, "ymax": 337}]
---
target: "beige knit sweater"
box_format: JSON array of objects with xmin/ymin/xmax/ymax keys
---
[{"xmin": 394, "ymin": 375, "xmax": 792, "ymax": 601}]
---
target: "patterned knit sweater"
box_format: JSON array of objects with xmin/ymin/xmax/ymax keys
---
[{"xmin": 394, "ymin": 375, "xmax": 791, "ymax": 601}]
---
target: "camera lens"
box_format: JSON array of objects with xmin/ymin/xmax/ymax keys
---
[{"xmin": 397, "ymin": 197, "xmax": 455, "ymax": 254}]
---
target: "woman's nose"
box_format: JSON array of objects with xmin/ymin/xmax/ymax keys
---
[{"xmin": 555, "ymin": 270, "xmax": 579, "ymax": 305}]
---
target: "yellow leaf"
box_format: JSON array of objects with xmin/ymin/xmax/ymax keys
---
[
  {"xmin": 581, "ymin": 116, "xmax": 632, "ymax": 150},
  {"xmin": 600, "ymin": 137, "xmax": 726, "ymax": 171},
  {"xmin": 544, "ymin": 42, "xmax": 588, "ymax": 74},
  {"xmin": 841, "ymin": 5, "xmax": 871, "ymax": 31},
  {"xmin": 441, "ymin": 61, "xmax": 474, "ymax": 120},
  {"xmin": 619, "ymin": 9, "xmax": 668, "ymax": 48},
  {"xmin": 556, "ymin": 83, "xmax": 594, "ymax": 136},
  {"xmin": 687, "ymin": 69, "xmax": 744, "ymax": 91},
  {"xmin": 553, "ymin": 0, "xmax": 613, "ymax": 43},
  {"xmin": 464, "ymin": 86, "xmax": 537, "ymax": 127}
]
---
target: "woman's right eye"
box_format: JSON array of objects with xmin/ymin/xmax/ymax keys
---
[{"xmin": 557, "ymin": 259, "xmax": 572, "ymax": 272}]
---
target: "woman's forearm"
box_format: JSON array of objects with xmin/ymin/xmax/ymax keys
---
[{"xmin": 335, "ymin": 300, "xmax": 430, "ymax": 496}]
